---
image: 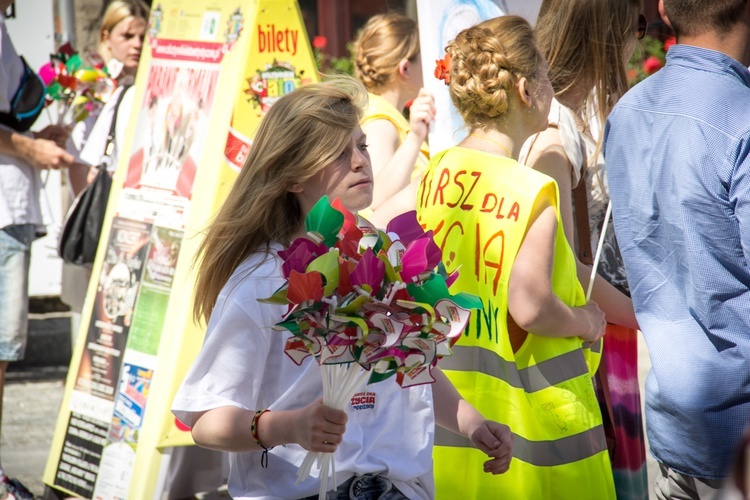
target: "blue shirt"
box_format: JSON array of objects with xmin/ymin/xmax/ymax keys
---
[{"xmin": 604, "ymin": 45, "xmax": 750, "ymax": 479}]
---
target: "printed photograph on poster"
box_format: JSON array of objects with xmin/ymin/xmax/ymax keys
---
[
  {"xmin": 125, "ymin": 226, "xmax": 183, "ymax": 356},
  {"xmin": 109, "ymin": 363, "xmax": 154, "ymax": 445},
  {"xmin": 74, "ymin": 218, "xmax": 152, "ymax": 403},
  {"xmin": 416, "ymin": 0, "xmax": 542, "ymax": 153},
  {"xmin": 125, "ymin": 61, "xmax": 219, "ymax": 199},
  {"xmin": 143, "ymin": 226, "xmax": 182, "ymax": 290}
]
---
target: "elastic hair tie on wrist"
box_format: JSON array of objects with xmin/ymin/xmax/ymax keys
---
[{"xmin": 251, "ymin": 409, "xmax": 274, "ymax": 468}]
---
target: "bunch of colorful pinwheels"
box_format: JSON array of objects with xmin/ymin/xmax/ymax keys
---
[
  {"xmin": 261, "ymin": 196, "xmax": 481, "ymax": 498},
  {"xmin": 38, "ymin": 43, "xmax": 116, "ymax": 124}
]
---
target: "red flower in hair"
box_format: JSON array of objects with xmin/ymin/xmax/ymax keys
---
[
  {"xmin": 313, "ymin": 35, "xmax": 328, "ymax": 49},
  {"xmin": 434, "ymin": 53, "xmax": 451, "ymax": 85}
]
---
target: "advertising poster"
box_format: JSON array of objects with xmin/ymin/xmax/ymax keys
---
[
  {"xmin": 53, "ymin": 414, "xmax": 108, "ymax": 497},
  {"xmin": 89, "ymin": 225, "xmax": 182, "ymax": 498},
  {"xmin": 416, "ymin": 0, "xmax": 543, "ymax": 153},
  {"xmin": 220, "ymin": 1, "xmax": 318, "ymax": 203},
  {"xmin": 55, "ymin": 217, "xmax": 151, "ymax": 497},
  {"xmin": 71, "ymin": 217, "xmax": 151, "ymax": 411},
  {"xmin": 119, "ymin": 61, "xmax": 219, "ymax": 229},
  {"xmin": 44, "ymin": 1, "xmax": 320, "ymax": 498},
  {"xmin": 126, "ymin": 226, "xmax": 183, "ymax": 356}
]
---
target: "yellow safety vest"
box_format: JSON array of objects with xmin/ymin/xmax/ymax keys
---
[{"xmin": 417, "ymin": 147, "xmax": 614, "ymax": 499}]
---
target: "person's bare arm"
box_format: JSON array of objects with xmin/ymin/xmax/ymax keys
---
[
  {"xmin": 527, "ymin": 128, "xmax": 638, "ymax": 330},
  {"xmin": 0, "ymin": 125, "xmax": 74, "ymax": 170},
  {"xmin": 508, "ymin": 203, "xmax": 606, "ymax": 342},
  {"xmin": 67, "ymin": 163, "xmax": 92, "ymax": 195},
  {"xmin": 367, "ymin": 89, "xmax": 435, "ymax": 210},
  {"xmin": 190, "ymin": 399, "xmax": 348, "ymax": 454},
  {"xmin": 432, "ymin": 367, "xmax": 513, "ymax": 475}
]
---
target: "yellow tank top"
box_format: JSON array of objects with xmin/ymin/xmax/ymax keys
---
[{"xmin": 361, "ymin": 93, "xmax": 430, "ymax": 182}]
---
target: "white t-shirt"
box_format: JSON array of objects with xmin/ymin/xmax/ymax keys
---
[
  {"xmin": 172, "ymin": 245, "xmax": 435, "ymax": 500},
  {"xmin": 0, "ymin": 15, "xmax": 43, "ymax": 230}
]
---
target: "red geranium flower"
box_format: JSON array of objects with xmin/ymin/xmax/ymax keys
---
[
  {"xmin": 312, "ymin": 35, "xmax": 327, "ymax": 49},
  {"xmin": 663, "ymin": 36, "xmax": 676, "ymax": 52},
  {"xmin": 643, "ymin": 55, "xmax": 664, "ymax": 75},
  {"xmin": 434, "ymin": 53, "xmax": 451, "ymax": 85}
]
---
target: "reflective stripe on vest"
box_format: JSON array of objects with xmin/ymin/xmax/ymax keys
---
[
  {"xmin": 440, "ymin": 344, "xmax": 589, "ymax": 393},
  {"xmin": 435, "ymin": 424, "xmax": 608, "ymax": 466}
]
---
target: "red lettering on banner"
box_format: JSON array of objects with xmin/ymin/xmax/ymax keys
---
[
  {"xmin": 440, "ymin": 221, "xmax": 465, "ymax": 271},
  {"xmin": 420, "ymin": 167, "xmax": 525, "ymax": 292},
  {"xmin": 257, "ymin": 24, "xmax": 299, "ymax": 55},
  {"xmin": 418, "ymin": 168, "xmax": 432, "ymax": 210},
  {"xmin": 507, "ymin": 202, "xmax": 520, "ymax": 222}
]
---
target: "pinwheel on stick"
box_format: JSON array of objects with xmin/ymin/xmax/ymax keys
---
[{"xmin": 38, "ymin": 42, "xmax": 116, "ymax": 125}]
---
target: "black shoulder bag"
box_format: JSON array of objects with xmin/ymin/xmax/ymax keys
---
[
  {"xmin": 0, "ymin": 57, "xmax": 46, "ymax": 132},
  {"xmin": 58, "ymin": 86, "xmax": 130, "ymax": 265}
]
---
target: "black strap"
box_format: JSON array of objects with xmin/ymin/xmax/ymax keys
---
[
  {"xmin": 573, "ymin": 176, "xmax": 593, "ymax": 265},
  {"xmin": 102, "ymin": 84, "xmax": 132, "ymax": 160}
]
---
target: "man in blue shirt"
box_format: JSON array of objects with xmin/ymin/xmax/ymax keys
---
[{"xmin": 604, "ymin": 0, "xmax": 750, "ymax": 497}]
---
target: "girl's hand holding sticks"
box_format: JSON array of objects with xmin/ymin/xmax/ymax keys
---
[{"xmin": 293, "ymin": 398, "xmax": 348, "ymax": 453}]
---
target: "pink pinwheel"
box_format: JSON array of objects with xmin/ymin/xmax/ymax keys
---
[
  {"xmin": 278, "ymin": 239, "xmax": 328, "ymax": 278},
  {"xmin": 386, "ymin": 210, "xmax": 426, "ymax": 246},
  {"xmin": 349, "ymin": 248, "xmax": 385, "ymax": 294},
  {"xmin": 400, "ymin": 234, "xmax": 442, "ymax": 283}
]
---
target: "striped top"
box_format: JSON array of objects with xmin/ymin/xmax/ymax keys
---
[{"xmin": 604, "ymin": 44, "xmax": 750, "ymax": 479}]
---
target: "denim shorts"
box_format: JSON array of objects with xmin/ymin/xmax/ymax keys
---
[{"xmin": 0, "ymin": 224, "xmax": 35, "ymax": 361}]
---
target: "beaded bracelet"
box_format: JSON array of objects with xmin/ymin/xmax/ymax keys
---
[{"xmin": 251, "ymin": 409, "xmax": 273, "ymax": 468}]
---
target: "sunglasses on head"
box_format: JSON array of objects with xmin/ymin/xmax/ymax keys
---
[{"xmin": 636, "ymin": 14, "xmax": 648, "ymax": 40}]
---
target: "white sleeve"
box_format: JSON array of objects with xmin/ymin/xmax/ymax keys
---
[{"xmin": 171, "ymin": 290, "xmax": 272, "ymax": 428}]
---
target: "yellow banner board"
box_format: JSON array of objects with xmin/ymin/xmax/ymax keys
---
[{"xmin": 43, "ymin": 1, "xmax": 318, "ymax": 498}]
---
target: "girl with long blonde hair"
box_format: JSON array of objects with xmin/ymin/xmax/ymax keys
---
[{"xmin": 173, "ymin": 76, "xmax": 513, "ymax": 499}]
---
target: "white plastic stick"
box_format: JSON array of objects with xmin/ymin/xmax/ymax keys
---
[
  {"xmin": 296, "ymin": 363, "xmax": 370, "ymax": 497},
  {"xmin": 586, "ymin": 200, "xmax": 612, "ymax": 301}
]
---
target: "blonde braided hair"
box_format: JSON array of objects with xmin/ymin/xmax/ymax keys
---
[
  {"xmin": 353, "ymin": 13, "xmax": 420, "ymax": 92},
  {"xmin": 446, "ymin": 16, "xmax": 545, "ymax": 129}
]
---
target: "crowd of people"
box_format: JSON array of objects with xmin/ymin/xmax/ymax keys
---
[{"xmin": 1, "ymin": 0, "xmax": 750, "ymax": 498}]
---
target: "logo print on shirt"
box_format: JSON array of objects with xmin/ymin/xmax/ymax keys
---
[{"xmin": 350, "ymin": 391, "xmax": 376, "ymax": 411}]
